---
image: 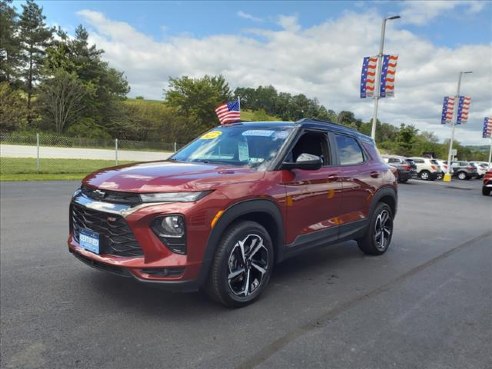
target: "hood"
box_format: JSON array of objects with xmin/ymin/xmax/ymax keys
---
[{"xmin": 82, "ymin": 161, "xmax": 264, "ymax": 192}]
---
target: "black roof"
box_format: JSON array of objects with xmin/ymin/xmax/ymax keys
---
[{"xmin": 231, "ymin": 118, "xmax": 373, "ymax": 143}]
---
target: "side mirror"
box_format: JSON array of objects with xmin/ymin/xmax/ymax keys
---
[{"xmin": 281, "ymin": 153, "xmax": 323, "ymax": 170}]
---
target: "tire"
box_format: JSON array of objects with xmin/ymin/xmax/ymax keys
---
[
  {"xmin": 419, "ymin": 170, "xmax": 430, "ymax": 181},
  {"xmin": 457, "ymin": 171, "xmax": 467, "ymax": 180},
  {"xmin": 483, "ymin": 187, "xmax": 491, "ymax": 196},
  {"xmin": 357, "ymin": 203, "xmax": 394, "ymax": 256},
  {"xmin": 399, "ymin": 178, "xmax": 408, "ymax": 184},
  {"xmin": 206, "ymin": 221, "xmax": 274, "ymax": 308}
]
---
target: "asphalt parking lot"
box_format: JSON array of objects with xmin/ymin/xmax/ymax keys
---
[{"xmin": 1, "ymin": 178, "xmax": 491, "ymax": 369}]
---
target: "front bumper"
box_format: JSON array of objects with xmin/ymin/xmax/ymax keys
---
[
  {"xmin": 69, "ymin": 247, "xmax": 202, "ymax": 292},
  {"xmin": 68, "ymin": 190, "xmax": 215, "ymax": 291}
]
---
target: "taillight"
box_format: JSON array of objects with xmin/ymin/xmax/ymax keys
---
[
  {"xmin": 404, "ymin": 165, "xmax": 411, "ymax": 170},
  {"xmin": 431, "ymin": 165, "xmax": 437, "ymax": 171},
  {"xmin": 466, "ymin": 166, "xmax": 474, "ymax": 171}
]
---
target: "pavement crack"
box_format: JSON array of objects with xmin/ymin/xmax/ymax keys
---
[{"xmin": 235, "ymin": 230, "xmax": 492, "ymax": 369}]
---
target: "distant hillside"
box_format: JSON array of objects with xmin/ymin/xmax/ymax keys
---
[
  {"xmin": 464, "ymin": 145, "xmax": 491, "ymax": 153},
  {"xmin": 125, "ymin": 98, "xmax": 280, "ymax": 121}
]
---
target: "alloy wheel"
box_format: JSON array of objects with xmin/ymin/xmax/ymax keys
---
[
  {"xmin": 374, "ymin": 209, "xmax": 392, "ymax": 251},
  {"xmin": 227, "ymin": 234, "xmax": 269, "ymax": 297}
]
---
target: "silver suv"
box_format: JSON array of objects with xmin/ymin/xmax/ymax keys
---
[
  {"xmin": 409, "ymin": 157, "xmax": 442, "ymax": 181},
  {"xmin": 450, "ymin": 161, "xmax": 478, "ymax": 180}
]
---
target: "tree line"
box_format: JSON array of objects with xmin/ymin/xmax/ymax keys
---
[{"xmin": 0, "ymin": 0, "xmax": 486, "ymax": 160}]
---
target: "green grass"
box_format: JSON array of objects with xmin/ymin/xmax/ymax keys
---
[{"xmin": 0, "ymin": 158, "xmax": 134, "ymax": 181}]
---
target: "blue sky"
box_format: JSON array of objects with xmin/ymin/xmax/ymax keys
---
[
  {"xmin": 36, "ymin": 1, "xmax": 491, "ymax": 47},
  {"xmin": 13, "ymin": 0, "xmax": 492, "ymax": 145}
]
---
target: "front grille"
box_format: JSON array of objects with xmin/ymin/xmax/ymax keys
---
[
  {"xmin": 81, "ymin": 185, "xmax": 142, "ymax": 205},
  {"xmin": 71, "ymin": 203, "xmax": 143, "ymax": 257}
]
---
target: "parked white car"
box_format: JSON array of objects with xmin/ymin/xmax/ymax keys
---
[
  {"xmin": 409, "ymin": 157, "xmax": 442, "ymax": 181},
  {"xmin": 470, "ymin": 162, "xmax": 489, "ymax": 178}
]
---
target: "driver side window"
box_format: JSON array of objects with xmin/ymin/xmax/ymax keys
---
[{"xmin": 287, "ymin": 131, "xmax": 330, "ymax": 166}]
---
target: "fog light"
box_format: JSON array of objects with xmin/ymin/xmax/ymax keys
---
[
  {"xmin": 153, "ymin": 215, "xmax": 185, "ymax": 238},
  {"xmin": 151, "ymin": 215, "xmax": 187, "ymax": 254}
]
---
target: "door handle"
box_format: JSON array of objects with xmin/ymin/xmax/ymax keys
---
[{"xmin": 370, "ymin": 171, "xmax": 379, "ymax": 178}]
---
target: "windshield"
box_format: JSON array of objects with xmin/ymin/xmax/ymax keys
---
[{"xmin": 171, "ymin": 125, "xmax": 294, "ymax": 169}]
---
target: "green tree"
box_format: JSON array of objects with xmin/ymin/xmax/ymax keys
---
[
  {"xmin": 38, "ymin": 69, "xmax": 90, "ymax": 133},
  {"xmin": 395, "ymin": 124, "xmax": 418, "ymax": 156},
  {"xmin": 165, "ymin": 75, "xmax": 232, "ymax": 130},
  {"xmin": 0, "ymin": 0, "xmax": 22, "ymax": 85},
  {"xmin": 0, "ymin": 81, "xmax": 28, "ymax": 131},
  {"xmin": 19, "ymin": 0, "xmax": 54, "ymax": 123},
  {"xmin": 43, "ymin": 25, "xmax": 129, "ymax": 131}
]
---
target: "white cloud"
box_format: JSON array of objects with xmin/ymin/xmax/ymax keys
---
[
  {"xmin": 399, "ymin": 0, "xmax": 486, "ymax": 25},
  {"xmin": 237, "ymin": 11, "xmax": 263, "ymax": 22},
  {"xmin": 76, "ymin": 9, "xmax": 492, "ymax": 145}
]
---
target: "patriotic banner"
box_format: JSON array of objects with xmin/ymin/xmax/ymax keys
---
[
  {"xmin": 215, "ymin": 101, "xmax": 240, "ymax": 125},
  {"xmin": 441, "ymin": 96, "xmax": 455, "ymax": 124},
  {"xmin": 380, "ymin": 55, "xmax": 398, "ymax": 97},
  {"xmin": 360, "ymin": 56, "xmax": 377, "ymax": 98},
  {"xmin": 456, "ymin": 96, "xmax": 471, "ymax": 124},
  {"xmin": 483, "ymin": 117, "xmax": 492, "ymax": 138}
]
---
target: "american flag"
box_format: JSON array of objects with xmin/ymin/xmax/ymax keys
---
[
  {"xmin": 380, "ymin": 55, "xmax": 398, "ymax": 97},
  {"xmin": 360, "ymin": 56, "xmax": 377, "ymax": 98},
  {"xmin": 215, "ymin": 101, "xmax": 240, "ymax": 124},
  {"xmin": 456, "ymin": 96, "xmax": 471, "ymax": 124},
  {"xmin": 483, "ymin": 117, "xmax": 492, "ymax": 138},
  {"xmin": 441, "ymin": 96, "xmax": 455, "ymax": 124}
]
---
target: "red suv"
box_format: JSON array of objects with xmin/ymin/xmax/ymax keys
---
[{"xmin": 68, "ymin": 119, "xmax": 397, "ymax": 307}]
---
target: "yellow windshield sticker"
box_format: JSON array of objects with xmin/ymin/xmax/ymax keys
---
[{"xmin": 201, "ymin": 131, "xmax": 222, "ymax": 140}]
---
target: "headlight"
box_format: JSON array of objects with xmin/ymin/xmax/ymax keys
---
[
  {"xmin": 140, "ymin": 191, "xmax": 210, "ymax": 203},
  {"xmin": 151, "ymin": 215, "xmax": 187, "ymax": 254}
]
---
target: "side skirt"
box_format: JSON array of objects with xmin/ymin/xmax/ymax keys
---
[{"xmin": 278, "ymin": 219, "xmax": 368, "ymax": 262}]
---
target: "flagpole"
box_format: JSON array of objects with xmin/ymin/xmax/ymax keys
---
[
  {"xmin": 370, "ymin": 15, "xmax": 400, "ymax": 140},
  {"xmin": 237, "ymin": 96, "xmax": 241, "ymax": 111},
  {"xmin": 488, "ymin": 137, "xmax": 492, "ymax": 168},
  {"xmin": 443, "ymin": 71, "xmax": 472, "ymax": 182}
]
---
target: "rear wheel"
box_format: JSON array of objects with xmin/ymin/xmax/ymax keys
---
[
  {"xmin": 457, "ymin": 171, "xmax": 467, "ymax": 180},
  {"xmin": 357, "ymin": 203, "xmax": 394, "ymax": 255},
  {"xmin": 206, "ymin": 221, "xmax": 273, "ymax": 308},
  {"xmin": 483, "ymin": 187, "xmax": 491, "ymax": 196}
]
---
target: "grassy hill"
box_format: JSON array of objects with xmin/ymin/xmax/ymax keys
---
[{"xmin": 124, "ymin": 98, "xmax": 280, "ymax": 122}]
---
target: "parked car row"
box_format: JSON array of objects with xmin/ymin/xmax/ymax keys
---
[{"xmin": 382, "ymin": 155, "xmax": 491, "ymax": 183}]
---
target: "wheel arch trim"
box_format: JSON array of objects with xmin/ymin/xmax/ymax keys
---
[{"xmin": 196, "ymin": 199, "xmax": 284, "ymax": 287}]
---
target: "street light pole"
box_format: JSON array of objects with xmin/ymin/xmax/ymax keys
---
[
  {"xmin": 371, "ymin": 15, "xmax": 400, "ymax": 140},
  {"xmin": 444, "ymin": 71, "xmax": 472, "ymax": 181}
]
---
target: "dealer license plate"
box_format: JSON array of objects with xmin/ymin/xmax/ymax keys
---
[{"xmin": 79, "ymin": 228, "xmax": 100, "ymax": 254}]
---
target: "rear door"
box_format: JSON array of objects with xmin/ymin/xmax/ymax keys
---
[{"xmin": 332, "ymin": 133, "xmax": 382, "ymax": 239}]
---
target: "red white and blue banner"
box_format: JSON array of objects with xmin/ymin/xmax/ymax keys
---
[
  {"xmin": 360, "ymin": 56, "xmax": 377, "ymax": 98},
  {"xmin": 456, "ymin": 96, "xmax": 471, "ymax": 124},
  {"xmin": 380, "ymin": 55, "xmax": 398, "ymax": 97},
  {"xmin": 215, "ymin": 101, "xmax": 240, "ymax": 125},
  {"xmin": 483, "ymin": 117, "xmax": 492, "ymax": 138},
  {"xmin": 441, "ymin": 96, "xmax": 455, "ymax": 124}
]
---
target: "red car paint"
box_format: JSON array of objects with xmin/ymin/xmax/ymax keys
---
[{"xmin": 68, "ymin": 120, "xmax": 397, "ymax": 294}]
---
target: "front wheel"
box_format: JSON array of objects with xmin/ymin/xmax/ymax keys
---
[
  {"xmin": 419, "ymin": 170, "xmax": 430, "ymax": 180},
  {"xmin": 206, "ymin": 221, "xmax": 274, "ymax": 308},
  {"xmin": 483, "ymin": 187, "xmax": 491, "ymax": 196},
  {"xmin": 357, "ymin": 203, "xmax": 394, "ymax": 255}
]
